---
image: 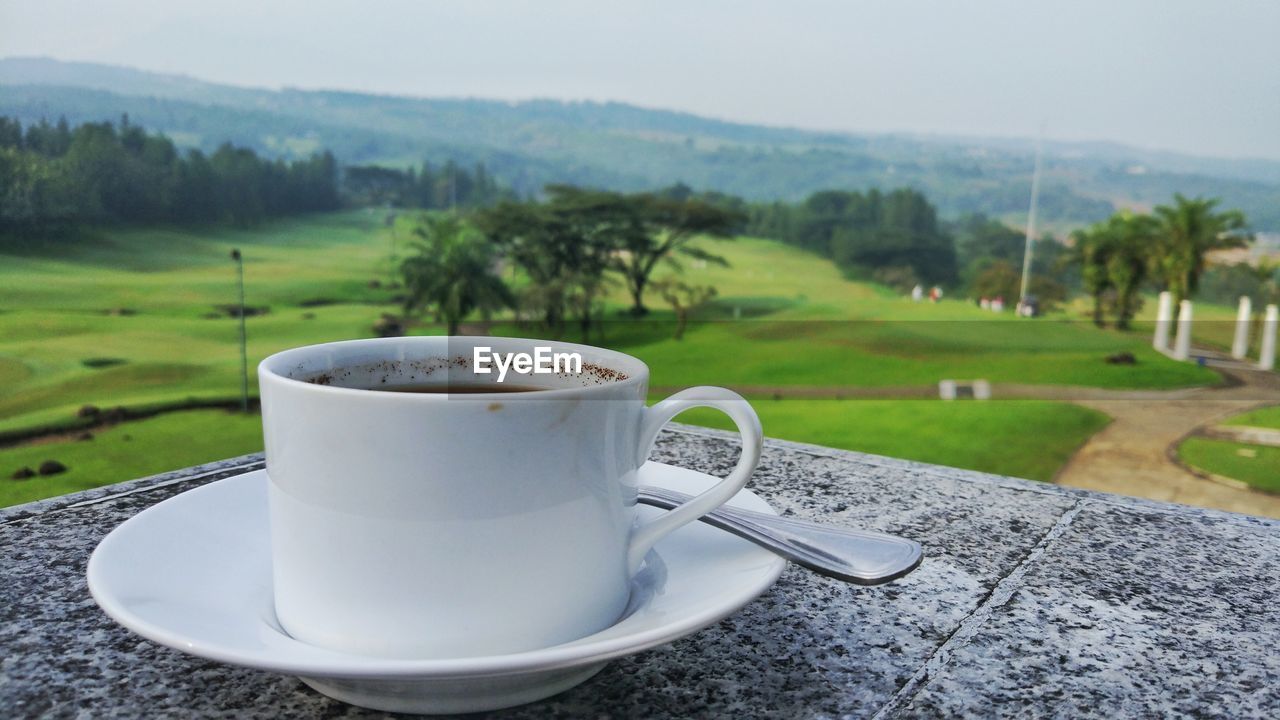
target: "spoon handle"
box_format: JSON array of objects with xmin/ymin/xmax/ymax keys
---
[{"xmin": 636, "ymin": 486, "xmax": 923, "ymax": 585}]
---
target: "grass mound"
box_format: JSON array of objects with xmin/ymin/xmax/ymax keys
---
[{"xmin": 1178, "ymin": 437, "xmax": 1280, "ymax": 494}]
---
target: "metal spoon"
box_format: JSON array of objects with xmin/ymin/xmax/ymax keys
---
[{"xmin": 637, "ymin": 485, "xmax": 923, "ymax": 585}]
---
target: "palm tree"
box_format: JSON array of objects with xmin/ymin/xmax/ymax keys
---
[
  {"xmin": 1152, "ymin": 195, "xmax": 1250, "ymax": 306},
  {"xmin": 1104, "ymin": 213, "xmax": 1158, "ymax": 330},
  {"xmin": 1071, "ymin": 225, "xmax": 1112, "ymax": 327},
  {"xmin": 401, "ymin": 214, "xmax": 512, "ymax": 335},
  {"xmin": 1072, "ymin": 212, "xmax": 1157, "ymax": 329}
]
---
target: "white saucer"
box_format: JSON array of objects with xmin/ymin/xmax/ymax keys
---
[{"xmin": 87, "ymin": 462, "xmax": 786, "ymax": 714}]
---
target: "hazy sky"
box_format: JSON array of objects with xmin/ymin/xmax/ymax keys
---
[{"xmin": 2, "ymin": 0, "xmax": 1278, "ymax": 159}]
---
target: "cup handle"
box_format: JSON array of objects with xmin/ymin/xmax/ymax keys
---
[{"xmin": 627, "ymin": 386, "xmax": 762, "ymax": 574}]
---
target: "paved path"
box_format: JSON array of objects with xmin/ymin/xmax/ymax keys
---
[
  {"xmin": 1052, "ymin": 356, "xmax": 1280, "ymax": 518},
  {"xmin": 1199, "ymin": 424, "xmax": 1280, "ymax": 447}
]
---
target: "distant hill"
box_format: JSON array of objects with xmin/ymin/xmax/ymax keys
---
[{"xmin": 4, "ymin": 56, "xmax": 1279, "ymax": 231}]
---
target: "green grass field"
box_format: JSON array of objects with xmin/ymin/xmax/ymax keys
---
[
  {"xmin": 1224, "ymin": 405, "xmax": 1280, "ymax": 429},
  {"xmin": 0, "ymin": 212, "xmax": 397, "ymax": 433},
  {"xmin": 0, "ymin": 409, "xmax": 265, "ymax": 507},
  {"xmin": 1178, "ymin": 437, "xmax": 1280, "ymax": 494},
  {"xmin": 0, "ymin": 211, "xmax": 1219, "ymax": 505},
  {"xmin": 1173, "ymin": 403, "xmax": 1280, "ymax": 495},
  {"xmin": 677, "ymin": 399, "xmax": 1109, "ymax": 481}
]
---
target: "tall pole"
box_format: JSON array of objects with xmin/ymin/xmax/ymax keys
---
[
  {"xmin": 1153, "ymin": 291, "xmax": 1173, "ymax": 352},
  {"xmin": 1232, "ymin": 296, "xmax": 1252, "ymax": 359},
  {"xmin": 1018, "ymin": 131, "xmax": 1044, "ymax": 313},
  {"xmin": 1173, "ymin": 299, "xmax": 1193, "ymax": 361},
  {"xmin": 1261, "ymin": 304, "xmax": 1278, "ymax": 371},
  {"xmin": 231, "ymin": 248, "xmax": 248, "ymax": 413}
]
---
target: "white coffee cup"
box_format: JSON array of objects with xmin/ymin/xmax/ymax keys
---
[{"xmin": 258, "ymin": 336, "xmax": 761, "ymax": 659}]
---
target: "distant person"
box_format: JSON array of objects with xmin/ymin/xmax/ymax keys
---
[
  {"xmin": 912, "ymin": 284, "xmax": 924, "ymax": 302},
  {"xmin": 929, "ymin": 286, "xmax": 941, "ymax": 303},
  {"xmin": 980, "ymin": 297, "xmax": 991, "ymax": 310},
  {"xmin": 992, "ymin": 296, "xmax": 1004, "ymax": 312}
]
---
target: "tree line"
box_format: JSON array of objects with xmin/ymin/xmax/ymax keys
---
[
  {"xmin": 0, "ymin": 115, "xmax": 1025, "ymax": 308},
  {"xmin": 0, "ymin": 116, "xmax": 340, "ymax": 233},
  {"xmin": 395, "ymin": 181, "xmax": 1080, "ymax": 339},
  {"xmin": 6, "ymin": 115, "xmax": 1258, "ymax": 329},
  {"xmin": 741, "ymin": 188, "xmax": 1079, "ymax": 307},
  {"xmin": 743, "ymin": 188, "xmax": 962, "ymax": 289},
  {"xmin": 0, "ymin": 116, "xmax": 524, "ymax": 237}
]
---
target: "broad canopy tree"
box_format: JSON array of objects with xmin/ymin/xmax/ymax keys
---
[
  {"xmin": 473, "ymin": 186, "xmax": 633, "ymax": 338},
  {"xmin": 615, "ymin": 192, "xmax": 742, "ymax": 316},
  {"xmin": 476, "ymin": 186, "xmax": 742, "ymax": 325}
]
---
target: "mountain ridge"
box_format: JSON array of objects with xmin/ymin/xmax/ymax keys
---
[{"xmin": 3, "ymin": 56, "xmax": 1278, "ymax": 230}]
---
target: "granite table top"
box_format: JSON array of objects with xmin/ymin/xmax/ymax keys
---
[{"xmin": 2, "ymin": 424, "xmax": 1277, "ymax": 718}]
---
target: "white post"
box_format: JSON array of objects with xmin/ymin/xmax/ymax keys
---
[
  {"xmin": 1232, "ymin": 296, "xmax": 1252, "ymax": 359},
  {"xmin": 1173, "ymin": 300, "xmax": 1192, "ymax": 361},
  {"xmin": 1153, "ymin": 291, "xmax": 1173, "ymax": 351},
  {"xmin": 1261, "ymin": 304, "xmax": 1278, "ymax": 371}
]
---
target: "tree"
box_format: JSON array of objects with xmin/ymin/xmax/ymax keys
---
[
  {"xmin": 1104, "ymin": 216, "xmax": 1154, "ymax": 329},
  {"xmin": 1103, "ymin": 213, "xmax": 1158, "ymax": 329},
  {"xmin": 616, "ymin": 193, "xmax": 742, "ymax": 315},
  {"xmin": 971, "ymin": 260, "xmax": 1021, "ymax": 303},
  {"xmin": 1071, "ymin": 224, "xmax": 1113, "ymax": 327},
  {"xmin": 474, "ymin": 199, "xmax": 576, "ymax": 335},
  {"xmin": 953, "ymin": 213, "xmax": 1025, "ymax": 267},
  {"xmin": 653, "ymin": 277, "xmax": 717, "ymax": 340},
  {"xmin": 475, "ymin": 186, "xmax": 629, "ymax": 339},
  {"xmin": 1071, "ymin": 212, "xmax": 1158, "ymax": 328},
  {"xmin": 1152, "ymin": 195, "xmax": 1250, "ymax": 305},
  {"xmin": 400, "ymin": 215, "xmax": 512, "ymax": 335},
  {"xmin": 1198, "ymin": 260, "xmax": 1280, "ymax": 307},
  {"xmin": 541, "ymin": 186, "xmax": 630, "ymax": 339},
  {"xmin": 0, "ymin": 146, "xmax": 75, "ymax": 232},
  {"xmin": 0, "ymin": 117, "xmax": 23, "ymax": 149}
]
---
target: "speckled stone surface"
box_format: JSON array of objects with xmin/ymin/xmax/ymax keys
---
[{"xmin": 2, "ymin": 425, "xmax": 1277, "ymax": 718}]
